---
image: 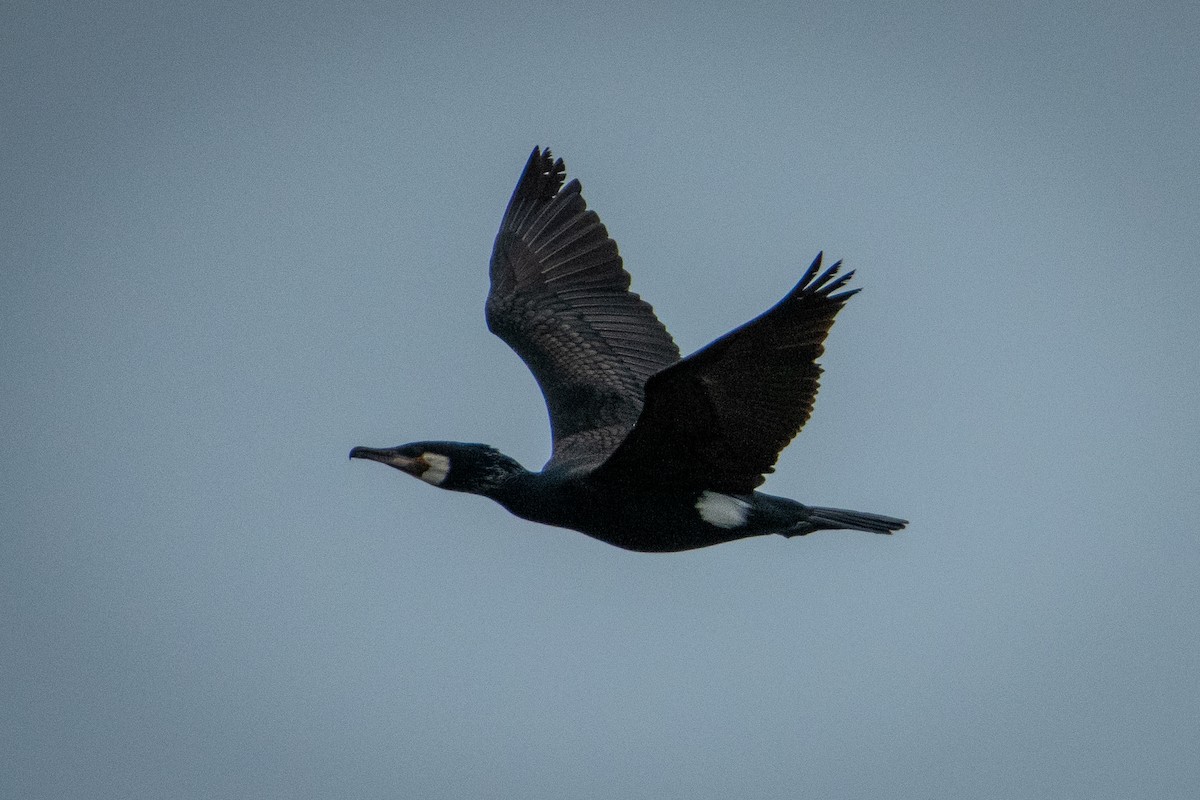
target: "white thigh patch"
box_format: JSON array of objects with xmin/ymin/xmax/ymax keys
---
[{"xmin": 695, "ymin": 491, "xmax": 751, "ymax": 529}]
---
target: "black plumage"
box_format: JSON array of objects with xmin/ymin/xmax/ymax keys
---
[{"xmin": 350, "ymin": 147, "xmax": 906, "ymax": 552}]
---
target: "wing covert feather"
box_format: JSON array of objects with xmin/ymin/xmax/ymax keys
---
[
  {"xmin": 486, "ymin": 148, "xmax": 680, "ymax": 470},
  {"xmin": 593, "ymin": 253, "xmax": 858, "ymax": 493}
]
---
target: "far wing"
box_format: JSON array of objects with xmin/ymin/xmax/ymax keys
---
[
  {"xmin": 486, "ymin": 148, "xmax": 681, "ymax": 470},
  {"xmin": 592, "ymin": 253, "xmax": 858, "ymax": 493}
]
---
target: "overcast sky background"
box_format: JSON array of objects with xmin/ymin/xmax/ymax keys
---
[{"xmin": 4, "ymin": 1, "xmax": 1199, "ymax": 798}]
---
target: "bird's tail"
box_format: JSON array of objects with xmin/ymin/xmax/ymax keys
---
[{"xmin": 790, "ymin": 506, "xmax": 908, "ymax": 536}]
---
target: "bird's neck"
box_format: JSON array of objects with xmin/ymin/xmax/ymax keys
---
[
  {"xmin": 452, "ymin": 451, "xmax": 534, "ymax": 500},
  {"xmin": 470, "ymin": 464, "xmax": 534, "ymax": 501}
]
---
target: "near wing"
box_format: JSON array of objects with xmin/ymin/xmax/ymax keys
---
[
  {"xmin": 593, "ymin": 253, "xmax": 858, "ymax": 494},
  {"xmin": 486, "ymin": 147, "xmax": 681, "ymax": 470}
]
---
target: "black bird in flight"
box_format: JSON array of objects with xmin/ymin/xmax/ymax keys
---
[{"xmin": 351, "ymin": 148, "xmax": 906, "ymax": 551}]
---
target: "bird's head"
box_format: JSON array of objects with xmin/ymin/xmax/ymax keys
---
[{"xmin": 349, "ymin": 441, "xmax": 526, "ymax": 495}]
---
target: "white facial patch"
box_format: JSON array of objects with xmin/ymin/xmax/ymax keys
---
[
  {"xmin": 419, "ymin": 452, "xmax": 451, "ymax": 486},
  {"xmin": 695, "ymin": 491, "xmax": 751, "ymax": 529}
]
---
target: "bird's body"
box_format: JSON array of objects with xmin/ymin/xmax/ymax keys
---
[
  {"xmin": 495, "ymin": 478, "xmax": 888, "ymax": 553},
  {"xmin": 500, "ymin": 478, "xmax": 804, "ymax": 554},
  {"xmin": 351, "ymin": 148, "xmax": 906, "ymax": 552}
]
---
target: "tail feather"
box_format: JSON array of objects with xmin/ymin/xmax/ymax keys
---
[{"xmin": 792, "ymin": 505, "xmax": 908, "ymax": 536}]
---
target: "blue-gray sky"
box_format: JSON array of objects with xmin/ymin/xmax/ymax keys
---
[{"xmin": 4, "ymin": 1, "xmax": 1198, "ymax": 797}]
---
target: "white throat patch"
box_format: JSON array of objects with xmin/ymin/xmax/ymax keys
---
[
  {"xmin": 695, "ymin": 491, "xmax": 751, "ymax": 529},
  {"xmin": 419, "ymin": 453, "xmax": 451, "ymax": 486}
]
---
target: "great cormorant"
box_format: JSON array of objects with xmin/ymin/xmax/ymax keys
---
[{"xmin": 350, "ymin": 148, "xmax": 906, "ymax": 552}]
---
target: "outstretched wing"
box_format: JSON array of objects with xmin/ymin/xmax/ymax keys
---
[
  {"xmin": 486, "ymin": 148, "xmax": 681, "ymax": 470},
  {"xmin": 593, "ymin": 253, "xmax": 858, "ymax": 493}
]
